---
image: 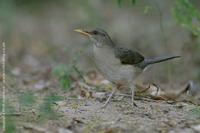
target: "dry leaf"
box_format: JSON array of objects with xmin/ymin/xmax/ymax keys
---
[{"xmin": 136, "ymin": 82, "xmax": 190, "ymax": 101}]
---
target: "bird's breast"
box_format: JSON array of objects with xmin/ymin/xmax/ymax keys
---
[{"xmin": 92, "ymin": 45, "xmax": 142, "ymax": 84}]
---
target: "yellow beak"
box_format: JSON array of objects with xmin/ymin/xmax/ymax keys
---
[{"xmin": 74, "ymin": 29, "xmax": 91, "ymax": 37}]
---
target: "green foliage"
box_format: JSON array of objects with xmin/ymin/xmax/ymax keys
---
[
  {"xmin": 0, "ymin": 99, "xmax": 2, "ymax": 111},
  {"xmin": 5, "ymin": 104, "xmax": 16, "ymax": 115},
  {"xmin": 5, "ymin": 116, "xmax": 16, "ymax": 133},
  {"xmin": 13, "ymin": 0, "xmax": 56, "ymax": 6},
  {"xmin": 38, "ymin": 94, "xmax": 63, "ymax": 120},
  {"xmin": 53, "ymin": 50, "xmax": 84, "ymax": 90},
  {"xmin": 0, "ymin": 99, "xmax": 16, "ymax": 133},
  {"xmin": 188, "ymin": 107, "xmax": 200, "ymax": 118},
  {"xmin": 53, "ymin": 64, "xmax": 72, "ymax": 90},
  {"xmin": 18, "ymin": 91, "xmax": 35, "ymax": 107},
  {"xmin": 144, "ymin": 5, "xmax": 151, "ymax": 14},
  {"xmin": 117, "ymin": 0, "xmax": 136, "ymax": 7},
  {"xmin": 172, "ymin": 0, "xmax": 200, "ymax": 36},
  {"xmin": 0, "ymin": 99, "xmax": 16, "ymax": 114}
]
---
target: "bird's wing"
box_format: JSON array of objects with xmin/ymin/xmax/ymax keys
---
[{"xmin": 114, "ymin": 47, "xmax": 144, "ymax": 65}]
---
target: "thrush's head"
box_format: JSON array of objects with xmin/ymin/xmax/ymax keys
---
[{"xmin": 75, "ymin": 28, "xmax": 114, "ymax": 47}]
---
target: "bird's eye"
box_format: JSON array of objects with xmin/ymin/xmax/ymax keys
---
[{"xmin": 93, "ymin": 30, "xmax": 98, "ymax": 35}]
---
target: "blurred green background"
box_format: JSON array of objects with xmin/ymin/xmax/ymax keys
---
[
  {"xmin": 1, "ymin": 0, "xmax": 200, "ymax": 85},
  {"xmin": 1, "ymin": 0, "xmax": 200, "ymax": 132}
]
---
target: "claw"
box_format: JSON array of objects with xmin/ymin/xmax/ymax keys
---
[{"xmin": 132, "ymin": 101, "xmax": 138, "ymax": 108}]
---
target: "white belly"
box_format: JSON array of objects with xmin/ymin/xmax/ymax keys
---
[{"xmin": 93, "ymin": 45, "xmax": 142, "ymax": 84}]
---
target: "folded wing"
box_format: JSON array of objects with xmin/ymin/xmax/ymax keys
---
[{"xmin": 114, "ymin": 47, "xmax": 144, "ymax": 65}]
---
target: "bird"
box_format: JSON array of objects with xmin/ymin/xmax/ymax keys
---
[{"xmin": 75, "ymin": 28, "xmax": 180, "ymax": 108}]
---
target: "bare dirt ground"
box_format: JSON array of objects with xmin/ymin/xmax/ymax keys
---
[
  {"xmin": 3, "ymin": 67, "xmax": 200, "ymax": 133},
  {"xmin": 57, "ymin": 97, "xmax": 197, "ymax": 133}
]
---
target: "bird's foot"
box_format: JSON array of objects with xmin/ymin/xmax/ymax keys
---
[
  {"xmin": 131, "ymin": 85, "xmax": 138, "ymax": 108},
  {"xmin": 100, "ymin": 89, "xmax": 116, "ymax": 109},
  {"xmin": 101, "ymin": 100, "xmax": 110, "ymax": 109}
]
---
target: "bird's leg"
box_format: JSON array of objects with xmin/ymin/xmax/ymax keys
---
[
  {"xmin": 131, "ymin": 84, "xmax": 137, "ymax": 108},
  {"xmin": 101, "ymin": 87, "xmax": 116, "ymax": 108}
]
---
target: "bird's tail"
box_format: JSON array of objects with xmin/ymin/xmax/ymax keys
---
[{"xmin": 137, "ymin": 55, "xmax": 180, "ymax": 69}]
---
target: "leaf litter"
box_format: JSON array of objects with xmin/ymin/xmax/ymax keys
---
[{"xmin": 3, "ymin": 65, "xmax": 200, "ymax": 133}]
